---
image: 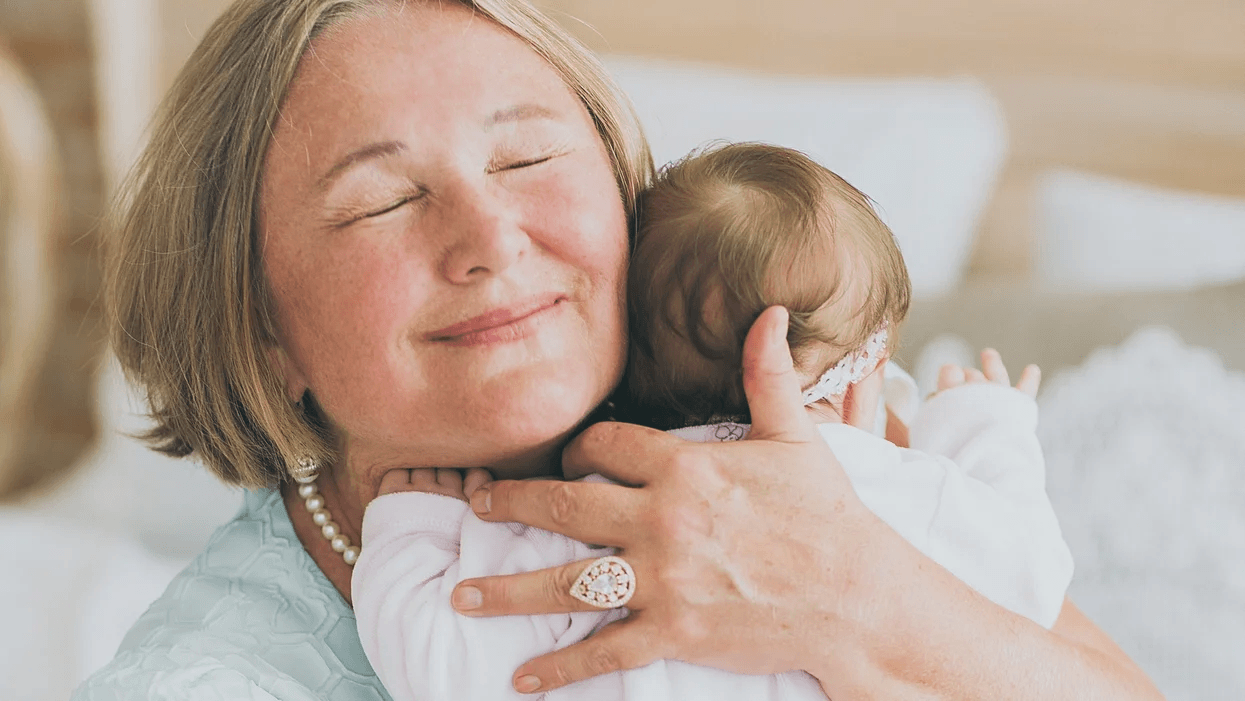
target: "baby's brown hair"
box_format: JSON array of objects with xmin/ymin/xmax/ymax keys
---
[{"xmin": 622, "ymin": 142, "xmax": 911, "ymax": 429}]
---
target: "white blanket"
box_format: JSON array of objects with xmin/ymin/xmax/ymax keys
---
[{"xmin": 1039, "ymin": 327, "xmax": 1245, "ymax": 701}]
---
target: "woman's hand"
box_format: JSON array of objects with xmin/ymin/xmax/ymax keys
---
[
  {"xmin": 453, "ymin": 306, "xmax": 878, "ymax": 693},
  {"xmin": 450, "ymin": 308, "xmax": 1164, "ymax": 700}
]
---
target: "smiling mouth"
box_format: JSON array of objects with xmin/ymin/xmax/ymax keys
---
[{"xmin": 427, "ymin": 295, "xmax": 567, "ymax": 345}]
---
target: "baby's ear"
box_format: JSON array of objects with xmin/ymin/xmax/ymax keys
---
[
  {"xmin": 842, "ymin": 362, "xmax": 886, "ymax": 432},
  {"xmin": 267, "ymin": 345, "xmax": 309, "ymax": 403}
]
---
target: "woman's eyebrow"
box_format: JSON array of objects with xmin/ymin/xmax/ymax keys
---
[
  {"xmin": 314, "ymin": 105, "xmax": 555, "ymax": 192},
  {"xmin": 317, "ymin": 140, "xmax": 406, "ymax": 193},
  {"xmin": 485, "ymin": 103, "xmax": 558, "ymax": 130}
]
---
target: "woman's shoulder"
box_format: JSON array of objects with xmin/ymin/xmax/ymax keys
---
[{"xmin": 72, "ymin": 489, "xmax": 390, "ymax": 701}]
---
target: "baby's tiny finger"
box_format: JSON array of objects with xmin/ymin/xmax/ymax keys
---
[
  {"xmin": 980, "ymin": 348, "xmax": 1010, "ymax": 386},
  {"xmin": 436, "ymin": 468, "xmax": 464, "ymax": 493},
  {"xmin": 1016, "ymin": 364, "xmax": 1042, "ymax": 398},
  {"xmin": 378, "ymin": 469, "xmax": 413, "ymax": 494},
  {"xmin": 410, "ymin": 468, "xmax": 439, "ymax": 488},
  {"xmin": 938, "ymin": 364, "xmax": 966, "ymax": 391},
  {"xmin": 963, "ymin": 367, "xmax": 988, "ymax": 384}
]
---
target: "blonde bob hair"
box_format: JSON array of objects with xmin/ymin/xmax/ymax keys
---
[{"xmin": 106, "ymin": 0, "xmax": 653, "ymax": 488}]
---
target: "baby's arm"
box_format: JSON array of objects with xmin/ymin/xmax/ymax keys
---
[
  {"xmin": 907, "ymin": 349, "xmax": 1073, "ymax": 628},
  {"xmin": 352, "ymin": 469, "xmax": 615, "ymax": 701}
]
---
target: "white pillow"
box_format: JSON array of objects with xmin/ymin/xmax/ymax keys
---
[
  {"xmin": 1036, "ymin": 170, "xmax": 1245, "ymax": 292},
  {"xmin": 35, "ymin": 354, "xmax": 242, "ymax": 560},
  {"xmin": 603, "ymin": 56, "xmax": 1008, "ymax": 296},
  {"xmin": 1, "ymin": 510, "xmax": 184, "ymax": 701}
]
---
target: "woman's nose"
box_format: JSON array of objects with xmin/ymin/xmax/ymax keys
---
[{"xmin": 438, "ymin": 182, "xmax": 531, "ymax": 284}]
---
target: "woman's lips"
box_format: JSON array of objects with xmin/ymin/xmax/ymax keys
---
[{"xmin": 427, "ymin": 295, "xmax": 566, "ymax": 346}]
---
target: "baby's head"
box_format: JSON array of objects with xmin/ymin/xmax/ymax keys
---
[{"xmin": 623, "ymin": 143, "xmax": 911, "ymax": 429}]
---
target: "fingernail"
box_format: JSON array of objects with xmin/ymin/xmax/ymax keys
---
[
  {"xmin": 452, "ymin": 585, "xmax": 482, "ymax": 611},
  {"xmin": 514, "ymin": 675, "xmax": 542, "ymax": 693},
  {"xmin": 470, "ymin": 485, "xmax": 491, "ymax": 514}
]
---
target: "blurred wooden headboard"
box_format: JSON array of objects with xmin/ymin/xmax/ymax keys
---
[
  {"xmin": 156, "ymin": 0, "xmax": 1245, "ymax": 279},
  {"xmin": 532, "ymin": 0, "xmax": 1245, "ymax": 279},
  {"xmin": 0, "ymin": 44, "xmax": 60, "ymax": 498}
]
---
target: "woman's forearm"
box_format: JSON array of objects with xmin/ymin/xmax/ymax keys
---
[{"xmin": 810, "ymin": 520, "xmax": 1163, "ymax": 700}]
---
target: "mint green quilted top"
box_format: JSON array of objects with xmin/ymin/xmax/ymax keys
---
[{"xmin": 72, "ymin": 489, "xmax": 392, "ymax": 701}]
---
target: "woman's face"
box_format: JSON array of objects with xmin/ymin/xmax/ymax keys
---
[{"xmin": 261, "ymin": 3, "xmax": 629, "ymax": 481}]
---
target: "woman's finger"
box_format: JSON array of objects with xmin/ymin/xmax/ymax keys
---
[
  {"xmin": 963, "ymin": 367, "xmax": 988, "ymax": 384},
  {"xmin": 469, "ymin": 478, "xmax": 643, "ymax": 546},
  {"xmin": 511, "ymin": 617, "xmax": 665, "ymax": 694},
  {"xmin": 980, "ymin": 348, "xmax": 1010, "ymax": 386},
  {"xmin": 453, "ymin": 555, "xmax": 646, "ymax": 617},
  {"xmin": 741, "ymin": 306, "xmax": 818, "ymax": 443},
  {"xmin": 1016, "ymin": 364, "xmax": 1042, "ymax": 398},
  {"xmin": 562, "ymin": 420, "xmax": 681, "ymax": 483}
]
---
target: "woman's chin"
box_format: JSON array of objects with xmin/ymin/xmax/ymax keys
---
[
  {"xmin": 487, "ymin": 382, "xmax": 601, "ymax": 438},
  {"xmin": 457, "ymin": 375, "xmax": 607, "ymax": 467}
]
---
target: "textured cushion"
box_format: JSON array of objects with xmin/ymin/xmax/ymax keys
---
[{"xmin": 1038, "ymin": 328, "xmax": 1245, "ymax": 700}]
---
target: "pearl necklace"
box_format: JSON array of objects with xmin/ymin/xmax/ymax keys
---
[{"xmin": 293, "ymin": 463, "xmax": 360, "ymax": 566}]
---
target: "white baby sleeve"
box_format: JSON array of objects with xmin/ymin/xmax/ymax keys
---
[
  {"xmin": 908, "ymin": 383, "xmax": 1074, "ymax": 628},
  {"xmin": 353, "ymin": 492, "xmax": 621, "ymax": 701},
  {"xmin": 911, "ymin": 383, "xmax": 1045, "ymax": 499}
]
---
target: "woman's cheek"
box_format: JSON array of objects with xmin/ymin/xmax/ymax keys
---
[{"xmin": 306, "ymin": 251, "xmax": 426, "ymax": 389}]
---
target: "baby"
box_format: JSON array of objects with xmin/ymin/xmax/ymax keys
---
[{"xmin": 352, "ymin": 143, "xmax": 1074, "ymax": 700}]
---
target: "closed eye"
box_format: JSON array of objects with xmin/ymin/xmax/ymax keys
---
[
  {"xmin": 365, "ymin": 197, "xmax": 414, "ymax": 218},
  {"xmin": 488, "ymin": 150, "xmax": 566, "ymax": 174},
  {"xmin": 505, "ymin": 155, "xmax": 553, "ymax": 170},
  {"xmin": 359, "ymin": 189, "xmax": 426, "ymax": 221}
]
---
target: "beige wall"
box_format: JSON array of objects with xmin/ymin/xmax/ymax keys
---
[{"xmin": 158, "ymin": 0, "xmax": 230, "ymax": 91}]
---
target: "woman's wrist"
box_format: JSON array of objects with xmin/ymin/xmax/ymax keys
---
[
  {"xmin": 803, "ymin": 512, "xmax": 1012, "ymax": 697},
  {"xmin": 799, "ymin": 509, "xmax": 928, "ymax": 694},
  {"xmin": 806, "ymin": 514, "xmax": 1163, "ymax": 701}
]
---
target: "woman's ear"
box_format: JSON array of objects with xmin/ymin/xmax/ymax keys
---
[{"xmin": 267, "ymin": 345, "xmax": 309, "ymax": 403}]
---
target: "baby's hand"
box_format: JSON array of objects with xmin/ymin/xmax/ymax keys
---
[
  {"xmin": 377, "ymin": 467, "xmax": 494, "ymax": 502},
  {"xmin": 937, "ymin": 348, "xmax": 1041, "ymax": 398}
]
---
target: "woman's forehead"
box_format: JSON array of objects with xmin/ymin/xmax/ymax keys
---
[
  {"xmin": 269, "ymin": 2, "xmax": 580, "ymax": 178},
  {"xmin": 256, "ymin": 3, "xmax": 587, "ymax": 211},
  {"xmin": 286, "ymin": 4, "xmax": 571, "ymax": 123}
]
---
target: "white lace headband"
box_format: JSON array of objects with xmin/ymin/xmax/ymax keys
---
[{"xmin": 801, "ymin": 325, "xmax": 889, "ymax": 405}]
